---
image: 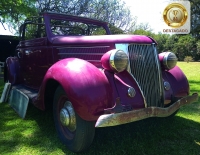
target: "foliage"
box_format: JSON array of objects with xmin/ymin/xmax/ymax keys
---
[
  {"xmin": 184, "ymin": 56, "xmax": 193, "ymax": 63},
  {"xmin": 0, "ymin": 0, "xmax": 136, "ymax": 34},
  {"xmin": 189, "ymin": 0, "xmax": 200, "ymax": 39},
  {"xmin": 0, "ymin": 0, "xmax": 37, "ymax": 33},
  {"xmin": 153, "ymin": 33, "xmax": 170, "ymax": 53},
  {"xmin": 109, "ymin": 24, "xmax": 125, "ymax": 34},
  {"xmin": 36, "ymin": 0, "xmax": 136, "ymax": 32},
  {"xmin": 132, "ymin": 29, "xmax": 154, "ymax": 37},
  {"xmin": 172, "ymin": 35, "xmax": 197, "ymax": 61},
  {"xmin": 196, "ymin": 40, "xmax": 200, "ymax": 57}
]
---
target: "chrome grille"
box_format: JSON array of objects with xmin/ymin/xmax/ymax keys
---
[{"xmin": 128, "ymin": 44, "xmax": 164, "ymax": 107}]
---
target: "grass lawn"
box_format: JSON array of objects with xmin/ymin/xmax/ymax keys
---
[{"xmin": 0, "ymin": 62, "xmax": 199, "ymax": 155}]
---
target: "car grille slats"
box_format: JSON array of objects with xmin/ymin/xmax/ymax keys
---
[{"xmin": 128, "ymin": 44, "xmax": 164, "ymax": 107}]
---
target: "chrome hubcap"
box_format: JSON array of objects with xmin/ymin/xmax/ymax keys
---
[{"xmin": 60, "ymin": 101, "xmax": 76, "ymax": 132}]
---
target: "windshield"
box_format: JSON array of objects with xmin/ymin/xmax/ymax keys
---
[{"xmin": 50, "ymin": 18, "xmax": 107, "ymax": 36}]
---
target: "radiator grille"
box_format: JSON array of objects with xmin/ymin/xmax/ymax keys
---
[{"xmin": 128, "ymin": 44, "xmax": 164, "ymax": 107}]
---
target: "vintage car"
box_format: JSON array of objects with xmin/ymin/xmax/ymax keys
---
[{"xmin": 0, "ymin": 12, "xmax": 198, "ymax": 152}]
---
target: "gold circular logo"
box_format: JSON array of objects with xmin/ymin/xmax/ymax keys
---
[{"xmin": 163, "ymin": 3, "xmax": 188, "ymax": 28}]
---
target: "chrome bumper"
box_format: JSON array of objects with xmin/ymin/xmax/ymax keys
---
[{"xmin": 95, "ymin": 93, "xmax": 198, "ymax": 127}]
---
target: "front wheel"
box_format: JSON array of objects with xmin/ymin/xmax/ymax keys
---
[{"xmin": 53, "ymin": 86, "xmax": 95, "ymax": 152}]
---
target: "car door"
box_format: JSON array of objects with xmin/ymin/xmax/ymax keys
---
[{"xmin": 17, "ymin": 22, "xmax": 53, "ymax": 89}]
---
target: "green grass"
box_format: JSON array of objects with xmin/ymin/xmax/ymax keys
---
[
  {"xmin": 0, "ymin": 62, "xmax": 199, "ymax": 155},
  {"xmin": 176, "ymin": 62, "xmax": 200, "ymax": 123}
]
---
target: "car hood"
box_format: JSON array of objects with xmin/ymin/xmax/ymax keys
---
[{"xmin": 50, "ymin": 34, "xmax": 156, "ymax": 45}]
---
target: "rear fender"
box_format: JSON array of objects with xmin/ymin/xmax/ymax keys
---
[
  {"xmin": 36, "ymin": 58, "xmax": 113, "ymax": 121},
  {"xmin": 6, "ymin": 57, "xmax": 23, "ymax": 85},
  {"xmin": 162, "ymin": 66, "xmax": 189, "ymax": 100}
]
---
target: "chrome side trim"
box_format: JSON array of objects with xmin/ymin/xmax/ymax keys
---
[
  {"xmin": 128, "ymin": 72, "xmax": 147, "ymax": 108},
  {"xmin": 152, "ymin": 43, "xmax": 164, "ymax": 100}
]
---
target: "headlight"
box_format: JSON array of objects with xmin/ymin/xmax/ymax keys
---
[
  {"xmin": 159, "ymin": 52, "xmax": 177, "ymax": 70},
  {"xmin": 101, "ymin": 49, "xmax": 129, "ymax": 72}
]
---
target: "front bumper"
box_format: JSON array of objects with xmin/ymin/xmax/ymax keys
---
[{"xmin": 95, "ymin": 93, "xmax": 198, "ymax": 127}]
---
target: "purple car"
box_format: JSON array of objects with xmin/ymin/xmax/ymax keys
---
[{"xmin": 0, "ymin": 12, "xmax": 198, "ymax": 152}]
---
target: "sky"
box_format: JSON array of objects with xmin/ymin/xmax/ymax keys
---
[
  {"xmin": 0, "ymin": 24, "xmax": 13, "ymax": 35},
  {"xmin": 124, "ymin": 0, "xmax": 175, "ymax": 33},
  {"xmin": 0, "ymin": 0, "xmax": 188, "ymax": 35}
]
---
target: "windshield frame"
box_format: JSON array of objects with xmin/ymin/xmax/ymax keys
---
[{"xmin": 43, "ymin": 12, "xmax": 111, "ymax": 38}]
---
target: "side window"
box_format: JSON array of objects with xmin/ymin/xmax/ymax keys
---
[
  {"xmin": 50, "ymin": 20, "xmax": 87, "ymax": 36},
  {"xmin": 25, "ymin": 22, "xmax": 46, "ymax": 40},
  {"xmin": 88, "ymin": 25, "xmax": 107, "ymax": 35},
  {"xmin": 25, "ymin": 24, "xmax": 37, "ymax": 40},
  {"xmin": 50, "ymin": 19, "xmax": 107, "ymax": 36},
  {"xmin": 24, "ymin": 18, "xmax": 46, "ymax": 40}
]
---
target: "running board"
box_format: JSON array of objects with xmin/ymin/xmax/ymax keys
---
[
  {"xmin": 1, "ymin": 83, "xmax": 38, "ymax": 118},
  {"xmin": 8, "ymin": 85, "xmax": 38, "ymax": 118},
  {"xmin": 9, "ymin": 88, "xmax": 29, "ymax": 119}
]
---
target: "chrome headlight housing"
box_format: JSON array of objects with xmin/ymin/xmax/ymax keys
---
[
  {"xmin": 110, "ymin": 49, "xmax": 128, "ymax": 72},
  {"xmin": 101, "ymin": 49, "xmax": 129, "ymax": 72},
  {"xmin": 159, "ymin": 52, "xmax": 178, "ymax": 70}
]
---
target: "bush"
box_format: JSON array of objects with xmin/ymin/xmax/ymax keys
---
[{"xmin": 184, "ymin": 56, "xmax": 193, "ymax": 63}]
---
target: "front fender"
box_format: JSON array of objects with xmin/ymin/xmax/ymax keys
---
[
  {"xmin": 162, "ymin": 66, "xmax": 189, "ymax": 100},
  {"xmin": 38, "ymin": 58, "xmax": 112, "ymax": 121}
]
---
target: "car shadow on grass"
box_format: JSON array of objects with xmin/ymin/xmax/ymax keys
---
[{"xmin": 0, "ymin": 103, "xmax": 200, "ymax": 155}]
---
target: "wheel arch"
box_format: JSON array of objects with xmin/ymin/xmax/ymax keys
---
[
  {"xmin": 36, "ymin": 58, "xmax": 113, "ymax": 121},
  {"xmin": 44, "ymin": 79, "xmax": 60, "ymax": 110},
  {"xmin": 163, "ymin": 65, "xmax": 189, "ymax": 98}
]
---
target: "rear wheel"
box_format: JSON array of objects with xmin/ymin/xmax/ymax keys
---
[{"xmin": 53, "ymin": 86, "xmax": 95, "ymax": 152}]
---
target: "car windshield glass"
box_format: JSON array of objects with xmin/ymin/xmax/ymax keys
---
[{"xmin": 50, "ymin": 18, "xmax": 107, "ymax": 36}]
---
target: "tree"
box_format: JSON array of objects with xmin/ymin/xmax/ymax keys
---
[
  {"xmin": 189, "ymin": 0, "xmax": 200, "ymax": 39},
  {"xmin": 0, "ymin": 0, "xmax": 37, "ymax": 32},
  {"xmin": 131, "ymin": 29, "xmax": 154, "ymax": 37},
  {"xmin": 0, "ymin": 0, "xmax": 136, "ymax": 34},
  {"xmin": 164, "ymin": 34, "xmax": 179, "ymax": 52},
  {"xmin": 153, "ymin": 33, "xmax": 170, "ymax": 53},
  {"xmin": 184, "ymin": 56, "xmax": 193, "ymax": 62},
  {"xmin": 35, "ymin": 0, "xmax": 136, "ymax": 32},
  {"xmin": 108, "ymin": 24, "xmax": 125, "ymax": 34},
  {"xmin": 171, "ymin": 35, "xmax": 196, "ymax": 61}
]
